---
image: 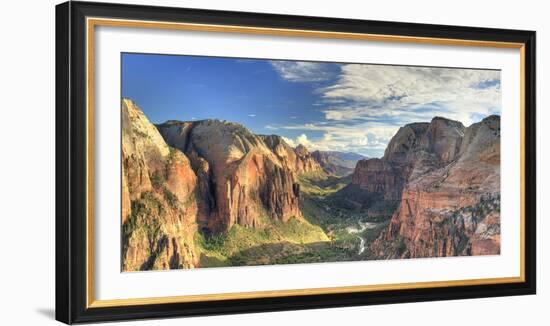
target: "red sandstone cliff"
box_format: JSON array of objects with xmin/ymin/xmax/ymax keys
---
[
  {"xmin": 156, "ymin": 120, "xmax": 320, "ymax": 233},
  {"xmin": 121, "ymin": 99, "xmax": 199, "ymax": 271},
  {"xmin": 370, "ymin": 116, "xmax": 500, "ymax": 258}
]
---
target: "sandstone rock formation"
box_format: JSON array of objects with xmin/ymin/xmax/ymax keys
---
[
  {"xmin": 311, "ymin": 151, "xmax": 365, "ymax": 177},
  {"xmin": 352, "ymin": 159, "xmax": 403, "ymax": 201},
  {"xmin": 293, "ymin": 144, "xmax": 324, "ymax": 175},
  {"xmin": 370, "ymin": 116, "xmax": 501, "ymax": 258},
  {"xmin": 156, "ymin": 120, "xmax": 321, "ymax": 233},
  {"xmin": 121, "ymin": 99, "xmax": 199, "ymax": 271},
  {"xmin": 261, "ymin": 136, "xmax": 323, "ymax": 175}
]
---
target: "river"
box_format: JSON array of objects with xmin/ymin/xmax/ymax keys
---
[{"xmin": 346, "ymin": 221, "xmax": 378, "ymax": 255}]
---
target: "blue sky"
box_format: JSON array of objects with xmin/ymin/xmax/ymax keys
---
[{"xmin": 122, "ymin": 53, "xmax": 501, "ymax": 157}]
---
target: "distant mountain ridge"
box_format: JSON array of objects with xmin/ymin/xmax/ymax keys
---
[{"xmin": 311, "ymin": 150, "xmax": 366, "ymax": 177}]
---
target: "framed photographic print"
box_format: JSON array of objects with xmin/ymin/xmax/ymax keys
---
[{"xmin": 55, "ymin": 1, "xmax": 536, "ymax": 324}]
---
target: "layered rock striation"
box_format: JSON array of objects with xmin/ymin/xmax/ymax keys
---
[
  {"xmin": 122, "ymin": 98, "xmax": 330, "ymax": 271},
  {"xmin": 121, "ymin": 98, "xmax": 199, "ymax": 271},
  {"xmin": 369, "ymin": 116, "xmax": 501, "ymax": 258},
  {"xmin": 156, "ymin": 119, "xmax": 322, "ymax": 233}
]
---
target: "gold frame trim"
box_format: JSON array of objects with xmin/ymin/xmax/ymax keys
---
[{"xmin": 85, "ymin": 17, "xmax": 527, "ymax": 309}]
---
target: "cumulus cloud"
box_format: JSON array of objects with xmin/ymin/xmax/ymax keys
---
[
  {"xmin": 269, "ymin": 61, "xmax": 334, "ymax": 82},
  {"xmin": 269, "ymin": 62, "xmax": 501, "ymax": 157},
  {"xmin": 281, "ymin": 136, "xmax": 296, "ymax": 147},
  {"xmin": 282, "ymin": 133, "xmax": 316, "ymax": 149},
  {"xmin": 320, "ymin": 64, "xmax": 501, "ymax": 126},
  {"xmin": 269, "ymin": 121, "xmax": 398, "ymax": 156}
]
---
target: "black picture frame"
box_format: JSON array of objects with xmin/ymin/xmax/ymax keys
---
[{"xmin": 56, "ymin": 1, "xmax": 536, "ymax": 324}]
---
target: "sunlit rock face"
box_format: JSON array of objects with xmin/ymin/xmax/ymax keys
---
[
  {"xmin": 157, "ymin": 119, "xmax": 324, "ymax": 233},
  {"xmin": 121, "ymin": 99, "xmax": 199, "ymax": 271},
  {"xmin": 370, "ymin": 116, "xmax": 501, "ymax": 258}
]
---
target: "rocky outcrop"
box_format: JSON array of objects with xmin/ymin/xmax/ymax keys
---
[
  {"xmin": 333, "ymin": 123, "xmax": 428, "ymax": 218},
  {"xmin": 121, "ymin": 99, "xmax": 199, "ymax": 271},
  {"xmin": 261, "ymin": 136, "xmax": 324, "ymax": 175},
  {"xmin": 311, "ymin": 151, "xmax": 365, "ymax": 177},
  {"xmin": 157, "ymin": 120, "xmax": 311, "ymax": 233},
  {"xmin": 293, "ymin": 144, "xmax": 324, "ymax": 175},
  {"xmin": 383, "ymin": 122, "xmax": 430, "ymax": 166},
  {"xmin": 352, "ymin": 159, "xmax": 403, "ymax": 201},
  {"xmin": 371, "ymin": 116, "xmax": 500, "ymax": 258}
]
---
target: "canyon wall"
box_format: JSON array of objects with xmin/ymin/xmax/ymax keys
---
[
  {"xmin": 121, "ymin": 99, "xmax": 199, "ymax": 271},
  {"xmin": 369, "ymin": 116, "xmax": 501, "ymax": 258},
  {"xmin": 122, "ymin": 98, "xmax": 330, "ymax": 270},
  {"xmin": 156, "ymin": 119, "xmax": 322, "ymax": 233}
]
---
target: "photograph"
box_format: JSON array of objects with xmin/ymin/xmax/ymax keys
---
[
  {"xmin": 121, "ymin": 53, "xmax": 502, "ymax": 271},
  {"xmin": 49, "ymin": 1, "xmax": 537, "ymax": 323}
]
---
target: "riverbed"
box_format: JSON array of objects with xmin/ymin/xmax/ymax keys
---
[{"xmin": 346, "ymin": 221, "xmax": 379, "ymax": 255}]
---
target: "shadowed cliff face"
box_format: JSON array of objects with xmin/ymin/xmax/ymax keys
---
[
  {"xmin": 121, "ymin": 99, "xmax": 199, "ymax": 271},
  {"xmin": 156, "ymin": 120, "xmax": 322, "ymax": 233},
  {"xmin": 352, "ymin": 159, "xmax": 403, "ymax": 201},
  {"xmin": 329, "ymin": 123, "xmax": 432, "ymax": 219},
  {"xmin": 368, "ymin": 116, "xmax": 500, "ymax": 258},
  {"xmin": 345, "ymin": 118, "xmax": 468, "ymax": 217}
]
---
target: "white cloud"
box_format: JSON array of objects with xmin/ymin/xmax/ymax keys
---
[
  {"xmin": 269, "ymin": 61, "xmax": 333, "ymax": 82},
  {"xmin": 296, "ymin": 134, "xmax": 314, "ymax": 147},
  {"xmin": 281, "ymin": 136, "xmax": 296, "ymax": 147},
  {"xmin": 283, "ymin": 134, "xmax": 316, "ymax": 149},
  {"xmin": 269, "ymin": 122, "xmax": 398, "ymax": 156},
  {"xmin": 268, "ymin": 63, "xmax": 501, "ymax": 157},
  {"xmin": 248, "ymin": 114, "xmax": 256, "ymax": 117},
  {"xmin": 320, "ymin": 64, "xmax": 501, "ymax": 126}
]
